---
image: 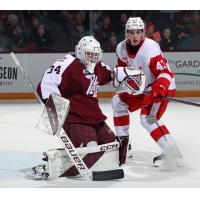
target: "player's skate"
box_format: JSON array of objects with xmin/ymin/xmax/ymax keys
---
[
  {"xmin": 153, "ymin": 152, "xmax": 175, "ymax": 169},
  {"xmin": 153, "ymin": 147, "xmax": 183, "ymax": 169},
  {"xmin": 153, "ymin": 133, "xmax": 184, "ymax": 169},
  {"xmin": 26, "ymin": 164, "xmax": 49, "ymax": 180},
  {"xmin": 153, "ymin": 154, "xmax": 165, "ymax": 167},
  {"xmin": 170, "ymin": 145, "xmax": 184, "ymax": 167}
]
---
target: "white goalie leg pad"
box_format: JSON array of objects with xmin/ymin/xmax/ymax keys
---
[
  {"xmin": 36, "ymin": 94, "xmax": 70, "ymax": 135},
  {"xmin": 44, "ymin": 141, "xmax": 120, "ymax": 179},
  {"xmin": 88, "ymin": 142, "xmax": 120, "ymax": 172},
  {"xmin": 43, "ymin": 148, "xmax": 70, "ymax": 180}
]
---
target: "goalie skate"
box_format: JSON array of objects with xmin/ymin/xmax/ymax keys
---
[{"xmin": 26, "ymin": 164, "xmax": 49, "ymax": 180}]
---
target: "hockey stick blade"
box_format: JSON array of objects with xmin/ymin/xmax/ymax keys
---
[{"xmin": 92, "ymin": 169, "xmax": 124, "ymax": 181}]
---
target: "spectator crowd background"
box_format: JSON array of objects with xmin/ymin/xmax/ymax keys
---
[{"xmin": 0, "ymin": 10, "xmax": 199, "ymax": 52}]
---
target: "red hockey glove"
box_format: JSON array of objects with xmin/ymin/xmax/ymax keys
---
[
  {"xmin": 143, "ymin": 77, "xmax": 170, "ymax": 106},
  {"xmin": 117, "ymin": 136, "xmax": 129, "ymax": 166},
  {"xmin": 151, "ymin": 77, "xmax": 170, "ymax": 98}
]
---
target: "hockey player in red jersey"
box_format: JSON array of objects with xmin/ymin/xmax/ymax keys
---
[
  {"xmin": 112, "ymin": 17, "xmax": 183, "ymax": 167},
  {"xmin": 36, "ymin": 36, "xmax": 117, "ymax": 177}
]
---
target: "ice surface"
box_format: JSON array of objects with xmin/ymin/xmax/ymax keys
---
[{"xmin": 0, "ymin": 99, "xmax": 200, "ymax": 188}]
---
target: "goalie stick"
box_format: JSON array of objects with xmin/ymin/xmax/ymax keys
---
[{"xmin": 10, "ymin": 52, "xmax": 124, "ymax": 181}]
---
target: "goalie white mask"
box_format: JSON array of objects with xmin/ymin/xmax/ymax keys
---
[{"xmin": 75, "ymin": 36, "xmax": 103, "ymax": 74}]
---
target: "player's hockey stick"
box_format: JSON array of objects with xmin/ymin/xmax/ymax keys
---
[
  {"xmin": 164, "ymin": 96, "xmax": 200, "ymax": 107},
  {"xmin": 144, "ymin": 91, "xmax": 200, "ymax": 108},
  {"xmin": 10, "ymin": 52, "xmax": 124, "ymax": 181}
]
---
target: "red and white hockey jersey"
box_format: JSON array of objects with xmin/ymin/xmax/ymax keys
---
[
  {"xmin": 37, "ymin": 54, "xmax": 112, "ymax": 124},
  {"xmin": 116, "ymin": 38, "xmax": 176, "ymax": 94}
]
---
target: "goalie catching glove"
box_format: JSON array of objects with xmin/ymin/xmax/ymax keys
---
[{"xmin": 113, "ymin": 67, "xmax": 145, "ymax": 95}]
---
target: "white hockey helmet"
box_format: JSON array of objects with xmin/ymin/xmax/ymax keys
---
[
  {"xmin": 75, "ymin": 36, "xmax": 102, "ymax": 73},
  {"xmin": 126, "ymin": 17, "xmax": 145, "ymax": 32}
]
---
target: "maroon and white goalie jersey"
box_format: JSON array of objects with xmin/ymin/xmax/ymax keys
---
[
  {"xmin": 37, "ymin": 54, "xmax": 112, "ymax": 124},
  {"xmin": 116, "ymin": 38, "xmax": 176, "ymax": 94}
]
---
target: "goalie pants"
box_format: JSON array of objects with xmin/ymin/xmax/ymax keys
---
[
  {"xmin": 111, "ymin": 92, "xmax": 175, "ymax": 142},
  {"xmin": 61, "ymin": 121, "xmax": 116, "ymax": 176}
]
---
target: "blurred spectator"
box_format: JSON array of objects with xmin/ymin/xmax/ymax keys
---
[
  {"xmin": 27, "ymin": 24, "xmax": 52, "ymax": 51},
  {"xmin": 0, "ymin": 10, "xmax": 200, "ymax": 52},
  {"xmin": 26, "ymin": 16, "xmax": 40, "ymax": 41},
  {"xmin": 59, "ymin": 11, "xmax": 84, "ymax": 49},
  {"xmin": 176, "ymin": 28, "xmax": 192, "ymax": 49},
  {"xmin": 115, "ymin": 12, "xmax": 129, "ymax": 42},
  {"xmin": 73, "ymin": 12, "xmax": 85, "ymax": 37},
  {"xmin": 145, "ymin": 22, "xmax": 161, "ymax": 43},
  {"xmin": 174, "ymin": 11, "xmax": 191, "ymax": 30},
  {"xmin": 35, "ymin": 24, "xmax": 53, "ymax": 51},
  {"xmin": 0, "ymin": 11, "xmax": 8, "ymax": 32},
  {"xmin": 0, "ymin": 30, "xmax": 11, "ymax": 51},
  {"xmin": 5, "ymin": 14, "xmax": 26, "ymax": 51},
  {"xmin": 95, "ymin": 15, "xmax": 114, "ymax": 50},
  {"xmin": 91, "ymin": 11, "xmax": 103, "ymax": 32},
  {"xmin": 104, "ymin": 32, "xmax": 118, "ymax": 52},
  {"xmin": 160, "ymin": 28, "xmax": 176, "ymax": 51},
  {"xmin": 187, "ymin": 11, "xmax": 200, "ymax": 49}
]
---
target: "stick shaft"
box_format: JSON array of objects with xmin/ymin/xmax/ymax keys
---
[
  {"xmin": 167, "ymin": 96, "xmax": 200, "ymax": 107},
  {"xmin": 144, "ymin": 91, "xmax": 200, "ymax": 108},
  {"xmin": 10, "ymin": 52, "xmax": 43, "ymax": 105}
]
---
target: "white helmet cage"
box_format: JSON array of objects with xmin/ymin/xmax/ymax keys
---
[
  {"xmin": 75, "ymin": 36, "xmax": 103, "ymax": 73},
  {"xmin": 125, "ymin": 17, "xmax": 145, "ymax": 37},
  {"xmin": 124, "ymin": 72, "xmax": 145, "ymax": 95}
]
